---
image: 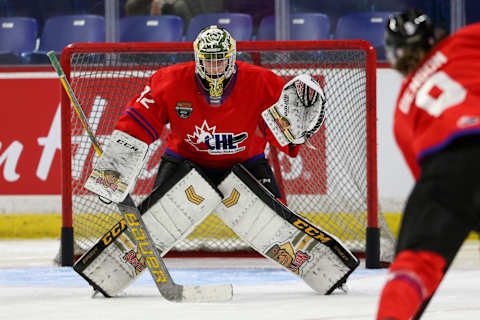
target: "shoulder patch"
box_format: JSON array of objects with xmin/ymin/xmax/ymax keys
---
[{"xmin": 175, "ymin": 102, "xmax": 193, "ymax": 119}]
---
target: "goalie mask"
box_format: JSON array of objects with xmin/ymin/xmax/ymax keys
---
[{"xmin": 193, "ymin": 25, "xmax": 236, "ymax": 98}]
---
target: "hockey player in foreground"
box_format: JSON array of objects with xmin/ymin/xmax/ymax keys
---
[
  {"xmin": 76, "ymin": 25, "xmax": 359, "ymax": 298},
  {"xmin": 376, "ymin": 9, "xmax": 480, "ymax": 320}
]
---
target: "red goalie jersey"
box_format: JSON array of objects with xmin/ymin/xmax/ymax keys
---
[
  {"xmin": 394, "ymin": 23, "xmax": 480, "ymax": 179},
  {"xmin": 115, "ymin": 60, "xmax": 298, "ymax": 169}
]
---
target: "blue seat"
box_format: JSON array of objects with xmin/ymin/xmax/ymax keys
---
[
  {"xmin": 120, "ymin": 15, "xmax": 183, "ymax": 42},
  {"xmin": 256, "ymin": 13, "xmax": 331, "ymax": 40},
  {"xmin": 335, "ymin": 12, "xmax": 396, "ymax": 60},
  {"xmin": 0, "ymin": 17, "xmax": 37, "ymax": 64},
  {"xmin": 39, "ymin": 14, "xmax": 105, "ymax": 53},
  {"xmin": 185, "ymin": 13, "xmax": 253, "ymax": 41},
  {"xmin": 292, "ymin": 0, "xmax": 366, "ymax": 34},
  {"xmin": 3, "ymin": 0, "xmax": 75, "ymax": 36},
  {"xmin": 25, "ymin": 14, "xmax": 105, "ymax": 64}
]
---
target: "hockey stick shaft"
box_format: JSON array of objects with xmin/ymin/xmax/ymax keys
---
[
  {"xmin": 47, "ymin": 51, "xmax": 102, "ymax": 157},
  {"xmin": 47, "ymin": 51, "xmax": 232, "ymax": 302},
  {"xmin": 46, "ymin": 50, "xmax": 175, "ymax": 297}
]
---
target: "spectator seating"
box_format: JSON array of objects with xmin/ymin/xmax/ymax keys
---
[
  {"xmin": 0, "ymin": 0, "xmax": 124, "ymax": 34},
  {"xmin": 335, "ymin": 12, "xmax": 396, "ymax": 60},
  {"xmin": 0, "ymin": 17, "xmax": 37, "ymax": 64},
  {"xmin": 256, "ymin": 13, "xmax": 331, "ymax": 40},
  {"xmin": 120, "ymin": 15, "xmax": 183, "ymax": 42},
  {"xmin": 292, "ymin": 0, "xmax": 366, "ymax": 34},
  {"xmin": 25, "ymin": 14, "xmax": 105, "ymax": 64},
  {"xmin": 39, "ymin": 14, "xmax": 105, "ymax": 53},
  {"xmin": 185, "ymin": 13, "xmax": 253, "ymax": 41},
  {"xmin": 4, "ymin": 0, "xmax": 75, "ymax": 35}
]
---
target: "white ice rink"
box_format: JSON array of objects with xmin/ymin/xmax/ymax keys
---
[{"xmin": 1, "ymin": 239, "xmax": 479, "ymax": 320}]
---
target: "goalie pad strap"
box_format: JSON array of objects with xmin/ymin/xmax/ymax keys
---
[
  {"xmin": 74, "ymin": 161, "xmax": 222, "ymax": 297},
  {"xmin": 84, "ymin": 130, "xmax": 148, "ymax": 203},
  {"xmin": 216, "ymin": 164, "xmax": 359, "ymax": 294}
]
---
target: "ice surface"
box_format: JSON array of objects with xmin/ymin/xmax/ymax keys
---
[{"xmin": 1, "ymin": 239, "xmax": 479, "ymax": 320}]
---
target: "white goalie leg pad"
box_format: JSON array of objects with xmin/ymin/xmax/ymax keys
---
[
  {"xmin": 141, "ymin": 165, "xmax": 223, "ymax": 254},
  {"xmin": 74, "ymin": 219, "xmax": 148, "ymax": 297},
  {"xmin": 216, "ymin": 164, "xmax": 359, "ymax": 294},
  {"xmin": 75, "ymin": 162, "xmax": 223, "ymax": 297},
  {"xmin": 84, "ymin": 130, "xmax": 148, "ymax": 203}
]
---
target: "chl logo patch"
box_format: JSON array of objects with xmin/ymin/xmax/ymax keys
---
[
  {"xmin": 185, "ymin": 120, "xmax": 248, "ymax": 155},
  {"xmin": 176, "ymin": 102, "xmax": 193, "ymax": 118},
  {"xmin": 123, "ymin": 248, "xmax": 146, "ymax": 275}
]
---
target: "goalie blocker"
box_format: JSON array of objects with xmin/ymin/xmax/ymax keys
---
[
  {"xmin": 217, "ymin": 164, "xmax": 359, "ymax": 294},
  {"xmin": 74, "ymin": 160, "xmax": 224, "ymax": 297},
  {"xmin": 84, "ymin": 129, "xmax": 149, "ymax": 203}
]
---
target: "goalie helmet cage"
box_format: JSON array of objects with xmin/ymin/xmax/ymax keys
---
[{"xmin": 59, "ymin": 40, "xmax": 395, "ymax": 268}]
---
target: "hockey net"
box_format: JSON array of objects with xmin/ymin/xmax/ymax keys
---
[{"xmin": 59, "ymin": 41, "xmax": 395, "ymax": 266}]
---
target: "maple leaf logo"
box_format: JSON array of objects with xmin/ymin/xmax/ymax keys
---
[
  {"xmin": 185, "ymin": 120, "xmax": 248, "ymax": 154},
  {"xmin": 185, "ymin": 120, "xmax": 216, "ymax": 151}
]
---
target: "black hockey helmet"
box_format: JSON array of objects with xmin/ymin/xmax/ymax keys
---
[{"xmin": 384, "ymin": 9, "xmax": 436, "ymax": 68}]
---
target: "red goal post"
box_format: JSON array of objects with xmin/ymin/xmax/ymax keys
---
[{"xmin": 59, "ymin": 40, "xmax": 395, "ymax": 268}]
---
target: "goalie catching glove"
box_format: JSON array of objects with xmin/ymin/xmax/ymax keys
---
[{"xmin": 262, "ymin": 74, "xmax": 326, "ymax": 148}]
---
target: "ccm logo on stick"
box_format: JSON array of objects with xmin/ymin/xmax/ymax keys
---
[{"xmin": 102, "ymin": 219, "xmax": 127, "ymax": 245}]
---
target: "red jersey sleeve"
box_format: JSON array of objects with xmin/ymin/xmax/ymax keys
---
[{"xmin": 115, "ymin": 71, "xmax": 169, "ymax": 144}]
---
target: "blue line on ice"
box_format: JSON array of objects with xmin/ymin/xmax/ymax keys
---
[{"xmin": 0, "ymin": 267, "xmax": 386, "ymax": 287}]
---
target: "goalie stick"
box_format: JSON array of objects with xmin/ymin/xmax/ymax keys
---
[{"xmin": 47, "ymin": 51, "xmax": 233, "ymax": 302}]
